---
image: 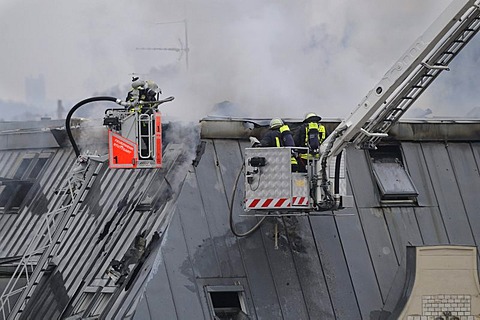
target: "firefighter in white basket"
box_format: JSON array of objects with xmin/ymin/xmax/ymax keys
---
[{"xmin": 250, "ymin": 118, "xmax": 298, "ymax": 171}]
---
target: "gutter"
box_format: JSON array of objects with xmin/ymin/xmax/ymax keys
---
[{"xmin": 200, "ymin": 117, "xmax": 480, "ymax": 142}]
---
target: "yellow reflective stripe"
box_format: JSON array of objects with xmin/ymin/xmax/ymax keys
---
[
  {"xmin": 275, "ymin": 136, "xmax": 280, "ymax": 147},
  {"xmin": 279, "ymin": 124, "xmax": 290, "ymax": 133},
  {"xmin": 305, "ymin": 122, "xmax": 319, "ymax": 145},
  {"xmin": 300, "ymin": 153, "xmax": 319, "ymax": 160},
  {"xmin": 319, "ymin": 124, "xmax": 326, "ymax": 141}
]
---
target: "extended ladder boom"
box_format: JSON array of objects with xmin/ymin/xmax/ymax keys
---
[
  {"xmin": 320, "ymin": 0, "xmax": 480, "ymax": 158},
  {"xmin": 242, "ymin": 0, "xmax": 480, "ymax": 213}
]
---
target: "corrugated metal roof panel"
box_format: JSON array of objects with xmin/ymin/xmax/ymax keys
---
[
  {"xmin": 335, "ymin": 206, "xmax": 384, "ymax": 319},
  {"xmin": 157, "ymin": 211, "xmax": 206, "ymax": 319},
  {"xmin": 0, "ymin": 140, "xmax": 192, "ymax": 318},
  {"xmin": 287, "ymin": 216, "xmax": 335, "ymax": 319},
  {"xmin": 422, "ymin": 143, "xmax": 476, "ymax": 245},
  {"xmin": 309, "ymin": 215, "xmax": 362, "ymax": 319},
  {"xmin": 346, "ymin": 148, "xmax": 380, "ymax": 208}
]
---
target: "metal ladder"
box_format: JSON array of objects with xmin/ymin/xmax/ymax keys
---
[
  {"xmin": 56, "ymin": 144, "xmax": 185, "ymax": 319},
  {"xmin": 138, "ymin": 113, "xmax": 154, "ymax": 159},
  {"xmin": 0, "ymin": 155, "xmax": 103, "ymax": 320},
  {"xmin": 355, "ymin": 2, "xmax": 480, "ymax": 148}
]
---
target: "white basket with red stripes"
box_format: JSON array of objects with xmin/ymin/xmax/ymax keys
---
[{"xmin": 244, "ymin": 147, "xmax": 311, "ymax": 211}]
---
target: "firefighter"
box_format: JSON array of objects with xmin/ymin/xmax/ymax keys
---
[
  {"xmin": 125, "ymin": 78, "xmax": 161, "ymax": 158},
  {"xmin": 294, "ymin": 112, "xmax": 326, "ymax": 172},
  {"xmin": 126, "ymin": 77, "xmax": 161, "ymax": 114},
  {"xmin": 251, "ymin": 118, "xmax": 298, "ymax": 171}
]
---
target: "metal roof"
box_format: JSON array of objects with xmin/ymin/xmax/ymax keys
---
[
  {"xmin": 0, "ymin": 119, "xmax": 479, "ymax": 319},
  {"xmin": 135, "ymin": 121, "xmax": 480, "ymax": 319}
]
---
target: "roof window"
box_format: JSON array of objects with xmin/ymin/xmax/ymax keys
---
[
  {"xmin": 205, "ymin": 285, "xmax": 250, "ymax": 320},
  {"xmin": 0, "ymin": 153, "xmax": 51, "ymax": 213},
  {"xmin": 368, "ymin": 145, "xmax": 418, "ymax": 204}
]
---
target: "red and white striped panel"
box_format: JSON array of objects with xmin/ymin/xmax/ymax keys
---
[
  {"xmin": 291, "ymin": 196, "xmax": 309, "ymax": 206},
  {"xmin": 246, "ymin": 198, "xmax": 290, "ymax": 209}
]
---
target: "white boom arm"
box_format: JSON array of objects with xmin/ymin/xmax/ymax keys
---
[
  {"xmin": 316, "ymin": 0, "xmax": 480, "ymax": 210},
  {"xmin": 320, "ymin": 0, "xmax": 480, "ymax": 158}
]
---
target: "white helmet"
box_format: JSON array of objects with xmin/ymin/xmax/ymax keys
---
[
  {"xmin": 145, "ymin": 80, "xmax": 162, "ymax": 95},
  {"xmin": 303, "ymin": 112, "xmax": 322, "ymax": 123},
  {"xmin": 269, "ymin": 118, "xmax": 284, "ymax": 129}
]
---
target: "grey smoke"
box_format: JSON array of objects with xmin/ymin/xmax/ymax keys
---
[{"xmin": 0, "ymin": 0, "xmax": 479, "ymax": 122}]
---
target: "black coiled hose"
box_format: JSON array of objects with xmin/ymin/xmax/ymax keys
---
[
  {"xmin": 66, "ymin": 96, "xmax": 118, "ymax": 157},
  {"xmin": 229, "ymin": 163, "xmax": 266, "ymax": 237}
]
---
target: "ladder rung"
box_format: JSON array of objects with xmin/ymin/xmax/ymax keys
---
[
  {"xmin": 401, "ymin": 97, "xmax": 413, "ymax": 100},
  {"xmin": 0, "ymin": 166, "xmax": 100, "ymax": 317},
  {"xmin": 442, "ymin": 51, "xmax": 454, "ymax": 55}
]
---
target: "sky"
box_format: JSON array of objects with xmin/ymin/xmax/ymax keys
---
[{"xmin": 0, "ymin": 0, "xmax": 479, "ymax": 121}]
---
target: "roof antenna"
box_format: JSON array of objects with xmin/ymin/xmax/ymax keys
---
[{"xmin": 136, "ymin": 19, "xmax": 190, "ymax": 70}]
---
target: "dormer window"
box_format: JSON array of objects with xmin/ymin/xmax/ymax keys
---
[
  {"xmin": 0, "ymin": 153, "xmax": 50, "ymax": 214},
  {"xmin": 368, "ymin": 145, "xmax": 418, "ymax": 204}
]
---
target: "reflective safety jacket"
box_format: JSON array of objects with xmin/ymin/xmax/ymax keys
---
[
  {"xmin": 126, "ymin": 87, "xmax": 158, "ymax": 114},
  {"xmin": 277, "ymin": 124, "xmax": 295, "ymax": 147},
  {"xmin": 294, "ymin": 122, "xmax": 326, "ymax": 159},
  {"xmin": 259, "ymin": 124, "xmax": 298, "ymax": 166}
]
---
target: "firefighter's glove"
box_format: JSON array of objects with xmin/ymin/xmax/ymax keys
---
[{"xmin": 249, "ymin": 137, "xmax": 260, "ymax": 147}]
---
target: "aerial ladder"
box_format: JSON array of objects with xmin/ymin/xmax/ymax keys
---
[
  {"xmin": 0, "ymin": 79, "xmax": 174, "ymax": 319},
  {"xmin": 243, "ymin": 0, "xmax": 480, "ymax": 216}
]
